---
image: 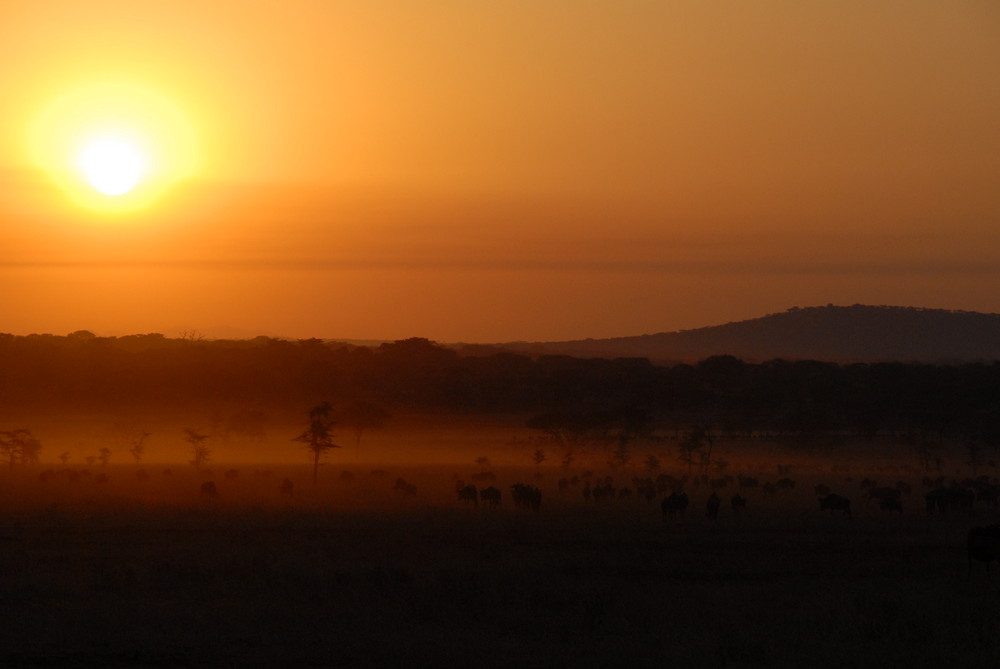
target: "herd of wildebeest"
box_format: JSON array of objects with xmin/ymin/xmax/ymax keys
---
[{"xmin": 23, "ymin": 459, "xmax": 1000, "ymax": 578}]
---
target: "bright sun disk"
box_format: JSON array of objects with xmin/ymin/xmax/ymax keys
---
[{"xmin": 77, "ymin": 137, "xmax": 145, "ymax": 196}]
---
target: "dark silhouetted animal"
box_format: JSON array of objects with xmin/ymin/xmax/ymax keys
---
[
  {"xmin": 458, "ymin": 484, "xmax": 478, "ymax": 506},
  {"xmin": 661, "ymin": 492, "xmax": 689, "ymax": 518},
  {"xmin": 968, "ymin": 524, "xmax": 1000, "ymax": 576},
  {"xmin": 867, "ymin": 486, "xmax": 901, "ymax": 505},
  {"xmin": 819, "ymin": 493, "xmax": 851, "ymax": 517},
  {"xmin": 706, "ymin": 493, "xmax": 721, "ymax": 519},
  {"xmin": 879, "ymin": 498, "xmax": 902, "ymax": 513},
  {"xmin": 511, "ymin": 483, "xmax": 541, "ymax": 511},
  {"xmin": 480, "ymin": 486, "xmax": 501, "ymax": 507},
  {"xmin": 200, "ymin": 481, "xmax": 218, "ymax": 498},
  {"xmin": 731, "ymin": 493, "xmax": 747, "ymax": 515}
]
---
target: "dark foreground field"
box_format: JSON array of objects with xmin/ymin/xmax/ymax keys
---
[{"xmin": 0, "ymin": 466, "xmax": 997, "ymax": 668}]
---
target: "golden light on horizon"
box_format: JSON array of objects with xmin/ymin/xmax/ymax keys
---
[{"xmin": 27, "ymin": 81, "xmax": 198, "ymax": 213}]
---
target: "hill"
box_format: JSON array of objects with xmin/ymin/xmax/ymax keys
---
[{"xmin": 493, "ymin": 305, "xmax": 1000, "ymax": 363}]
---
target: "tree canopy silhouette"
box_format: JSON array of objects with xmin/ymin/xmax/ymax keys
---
[{"xmin": 294, "ymin": 401, "xmax": 340, "ymax": 484}]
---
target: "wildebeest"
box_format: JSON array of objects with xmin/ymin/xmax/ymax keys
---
[
  {"xmin": 706, "ymin": 492, "xmax": 721, "ymax": 519},
  {"xmin": 968, "ymin": 524, "xmax": 1000, "ymax": 576},
  {"xmin": 661, "ymin": 492, "xmax": 689, "ymax": 518},
  {"xmin": 867, "ymin": 486, "xmax": 901, "ymax": 505},
  {"xmin": 925, "ymin": 484, "xmax": 975, "ymax": 515},
  {"xmin": 480, "ymin": 486, "xmax": 501, "ymax": 507},
  {"xmin": 730, "ymin": 493, "xmax": 747, "ymax": 515},
  {"xmin": 879, "ymin": 498, "xmax": 902, "ymax": 514},
  {"xmin": 457, "ymin": 484, "xmax": 478, "ymax": 506},
  {"xmin": 511, "ymin": 483, "xmax": 541, "ymax": 511},
  {"xmin": 819, "ymin": 493, "xmax": 852, "ymax": 517},
  {"xmin": 775, "ymin": 478, "xmax": 795, "ymax": 491},
  {"xmin": 394, "ymin": 478, "xmax": 417, "ymax": 496},
  {"xmin": 200, "ymin": 481, "xmax": 218, "ymax": 498}
]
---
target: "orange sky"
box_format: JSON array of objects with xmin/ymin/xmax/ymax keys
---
[{"xmin": 2, "ymin": 1, "xmax": 998, "ymax": 342}]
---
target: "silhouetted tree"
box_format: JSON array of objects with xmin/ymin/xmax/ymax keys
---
[
  {"xmin": 340, "ymin": 400, "xmax": 390, "ymax": 459},
  {"xmin": 293, "ymin": 402, "xmax": 339, "ymax": 484},
  {"xmin": 58, "ymin": 452, "xmax": 70, "ymax": 465},
  {"xmin": 98, "ymin": 448, "xmax": 112, "ymax": 466},
  {"xmin": 678, "ymin": 427, "xmax": 710, "ymax": 476},
  {"xmin": 644, "ymin": 454, "xmax": 661, "ymax": 473},
  {"xmin": 610, "ymin": 434, "xmax": 630, "ymax": 470},
  {"xmin": 128, "ymin": 432, "xmax": 150, "ymax": 463},
  {"xmin": 0, "ymin": 429, "xmax": 41, "ymax": 470},
  {"xmin": 183, "ymin": 428, "xmax": 212, "ymax": 472},
  {"xmin": 532, "ymin": 448, "xmax": 547, "ymax": 476}
]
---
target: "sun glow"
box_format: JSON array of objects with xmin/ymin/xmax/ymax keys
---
[
  {"xmin": 29, "ymin": 81, "xmax": 198, "ymax": 213},
  {"xmin": 77, "ymin": 136, "xmax": 145, "ymax": 196}
]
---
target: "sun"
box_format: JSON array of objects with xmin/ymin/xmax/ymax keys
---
[
  {"xmin": 77, "ymin": 135, "xmax": 146, "ymax": 196},
  {"xmin": 28, "ymin": 81, "xmax": 198, "ymax": 213}
]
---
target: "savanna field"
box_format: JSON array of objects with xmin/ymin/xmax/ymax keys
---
[{"xmin": 1, "ymin": 423, "xmax": 998, "ymax": 669}]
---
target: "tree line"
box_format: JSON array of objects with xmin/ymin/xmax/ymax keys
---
[{"xmin": 2, "ymin": 332, "xmax": 999, "ymax": 448}]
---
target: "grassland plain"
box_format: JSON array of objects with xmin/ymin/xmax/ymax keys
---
[{"xmin": 0, "ymin": 461, "xmax": 997, "ymax": 668}]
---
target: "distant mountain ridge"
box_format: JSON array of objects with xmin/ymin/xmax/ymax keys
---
[{"xmin": 494, "ymin": 305, "xmax": 1000, "ymax": 364}]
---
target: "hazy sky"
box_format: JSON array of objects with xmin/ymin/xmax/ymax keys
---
[{"xmin": 1, "ymin": 1, "xmax": 998, "ymax": 342}]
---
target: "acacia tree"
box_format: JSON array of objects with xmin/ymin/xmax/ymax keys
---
[
  {"xmin": 128, "ymin": 432, "xmax": 150, "ymax": 464},
  {"xmin": 340, "ymin": 400, "xmax": 390, "ymax": 459},
  {"xmin": 294, "ymin": 402, "xmax": 339, "ymax": 484},
  {"xmin": 183, "ymin": 428, "xmax": 212, "ymax": 472},
  {"xmin": 0, "ymin": 429, "xmax": 41, "ymax": 470}
]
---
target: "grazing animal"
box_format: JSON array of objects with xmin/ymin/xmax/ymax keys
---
[
  {"xmin": 591, "ymin": 481, "xmax": 615, "ymax": 503},
  {"xmin": 200, "ymin": 481, "xmax": 218, "ymax": 498},
  {"xmin": 706, "ymin": 492, "xmax": 721, "ymax": 519},
  {"xmin": 709, "ymin": 476, "xmax": 732, "ymax": 491},
  {"xmin": 730, "ymin": 493, "xmax": 747, "ymax": 515},
  {"xmin": 879, "ymin": 498, "xmax": 902, "ymax": 514},
  {"xmin": 458, "ymin": 484, "xmax": 478, "ymax": 506},
  {"xmin": 968, "ymin": 525, "xmax": 1000, "ymax": 576},
  {"xmin": 480, "ymin": 486, "xmax": 501, "ymax": 507},
  {"xmin": 775, "ymin": 478, "xmax": 795, "ymax": 491},
  {"xmin": 661, "ymin": 492, "xmax": 689, "ymax": 518},
  {"xmin": 511, "ymin": 483, "xmax": 542, "ymax": 511},
  {"xmin": 925, "ymin": 484, "xmax": 975, "ymax": 515},
  {"xmin": 867, "ymin": 486, "xmax": 901, "ymax": 505},
  {"xmin": 819, "ymin": 493, "xmax": 852, "ymax": 517},
  {"xmin": 339, "ymin": 470, "xmax": 356, "ymax": 482},
  {"xmin": 394, "ymin": 478, "xmax": 417, "ymax": 496}
]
